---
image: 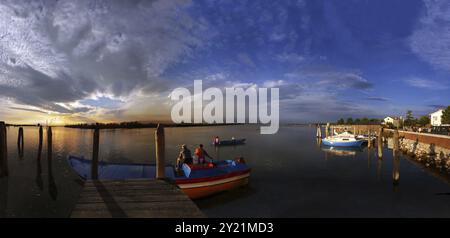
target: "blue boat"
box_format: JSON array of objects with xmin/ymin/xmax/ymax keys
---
[
  {"xmin": 321, "ymin": 131, "xmax": 364, "ymax": 147},
  {"xmin": 213, "ymin": 138, "xmax": 246, "ymax": 146},
  {"xmin": 67, "ymin": 155, "xmax": 251, "ymax": 199}
]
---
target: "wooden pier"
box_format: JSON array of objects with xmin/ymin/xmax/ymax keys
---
[{"xmin": 70, "ymin": 179, "xmax": 205, "ymax": 218}]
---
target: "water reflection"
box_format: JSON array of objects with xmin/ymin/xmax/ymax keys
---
[
  {"xmin": 320, "ymin": 145, "xmax": 363, "ymax": 157},
  {"xmin": 0, "ymin": 178, "xmax": 7, "ymax": 217},
  {"xmin": 1, "ymin": 126, "xmax": 450, "ymax": 217},
  {"xmin": 377, "ymin": 157, "xmax": 383, "ymax": 181},
  {"xmin": 393, "ymin": 155, "xmax": 401, "ymax": 192}
]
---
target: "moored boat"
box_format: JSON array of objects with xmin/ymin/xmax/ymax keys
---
[
  {"xmin": 212, "ymin": 138, "xmax": 246, "ymax": 146},
  {"xmin": 322, "ymin": 131, "xmax": 364, "ymax": 147},
  {"xmin": 67, "ymin": 156, "xmax": 251, "ymax": 199}
]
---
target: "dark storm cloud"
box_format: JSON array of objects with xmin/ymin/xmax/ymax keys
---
[
  {"xmin": 9, "ymin": 107, "xmax": 48, "ymax": 114},
  {"xmin": 0, "ymin": 0, "xmax": 206, "ymax": 113}
]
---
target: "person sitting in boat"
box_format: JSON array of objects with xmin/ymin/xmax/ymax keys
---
[
  {"xmin": 176, "ymin": 144, "xmax": 193, "ymax": 170},
  {"xmin": 195, "ymin": 144, "xmax": 213, "ymax": 164},
  {"xmin": 213, "ymin": 136, "xmax": 220, "ymax": 145}
]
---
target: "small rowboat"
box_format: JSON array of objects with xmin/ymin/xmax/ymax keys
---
[
  {"xmin": 212, "ymin": 138, "xmax": 246, "ymax": 146},
  {"xmin": 67, "ymin": 156, "xmax": 251, "ymax": 199},
  {"xmin": 322, "ymin": 131, "xmax": 364, "ymax": 147}
]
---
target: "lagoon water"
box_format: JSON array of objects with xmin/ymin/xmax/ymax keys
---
[{"xmin": 0, "ymin": 125, "xmax": 449, "ymax": 217}]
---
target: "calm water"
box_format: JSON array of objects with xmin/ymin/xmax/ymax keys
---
[{"xmin": 0, "ymin": 125, "xmax": 449, "ymax": 218}]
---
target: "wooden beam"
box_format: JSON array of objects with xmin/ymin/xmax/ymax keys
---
[
  {"xmin": 91, "ymin": 125, "xmax": 100, "ymax": 180},
  {"xmin": 0, "ymin": 122, "xmax": 8, "ymax": 177},
  {"xmin": 155, "ymin": 124, "xmax": 165, "ymax": 179}
]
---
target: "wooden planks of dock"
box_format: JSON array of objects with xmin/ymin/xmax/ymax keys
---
[{"xmin": 70, "ymin": 179, "xmax": 205, "ymax": 218}]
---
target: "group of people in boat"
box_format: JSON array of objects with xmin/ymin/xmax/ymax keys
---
[
  {"xmin": 176, "ymin": 143, "xmax": 213, "ymax": 168},
  {"xmin": 176, "ymin": 136, "xmax": 237, "ymax": 170}
]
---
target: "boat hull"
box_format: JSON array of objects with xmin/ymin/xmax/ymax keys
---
[
  {"xmin": 322, "ymin": 139, "xmax": 364, "ymax": 147},
  {"xmin": 177, "ymin": 172, "xmax": 250, "ymax": 199}
]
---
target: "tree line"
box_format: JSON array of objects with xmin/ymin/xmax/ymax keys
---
[{"xmin": 336, "ymin": 117, "xmax": 381, "ymax": 125}]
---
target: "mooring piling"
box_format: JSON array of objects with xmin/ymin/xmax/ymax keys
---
[
  {"xmin": 37, "ymin": 126, "xmax": 43, "ymax": 160},
  {"xmin": 47, "ymin": 127, "xmax": 52, "ymax": 162},
  {"xmin": 316, "ymin": 124, "xmax": 322, "ymax": 138},
  {"xmin": 155, "ymin": 124, "xmax": 165, "ymax": 179},
  {"xmin": 17, "ymin": 127, "xmax": 24, "ymax": 158},
  {"xmin": 393, "ymin": 129, "xmax": 400, "ymax": 157},
  {"xmin": 0, "ymin": 122, "xmax": 8, "ymax": 177},
  {"xmin": 91, "ymin": 125, "xmax": 100, "ymax": 180},
  {"xmin": 377, "ymin": 127, "xmax": 383, "ymax": 159}
]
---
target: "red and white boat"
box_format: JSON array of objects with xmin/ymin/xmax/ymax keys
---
[
  {"xmin": 176, "ymin": 160, "xmax": 251, "ymax": 199},
  {"xmin": 67, "ymin": 156, "xmax": 251, "ymax": 199}
]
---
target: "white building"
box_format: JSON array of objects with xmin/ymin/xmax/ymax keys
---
[
  {"xmin": 383, "ymin": 116, "xmax": 403, "ymax": 127},
  {"xmin": 383, "ymin": 116, "xmax": 395, "ymax": 124},
  {"xmin": 430, "ymin": 109, "xmax": 444, "ymax": 126}
]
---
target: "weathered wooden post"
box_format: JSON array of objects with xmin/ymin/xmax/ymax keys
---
[
  {"xmin": 47, "ymin": 127, "xmax": 52, "ymax": 160},
  {"xmin": 377, "ymin": 127, "xmax": 383, "ymax": 159},
  {"xmin": 17, "ymin": 127, "xmax": 24, "ymax": 157},
  {"xmin": 17, "ymin": 127, "xmax": 24, "ymax": 147},
  {"xmin": 368, "ymin": 130, "xmax": 372, "ymax": 148},
  {"xmin": 0, "ymin": 122, "xmax": 8, "ymax": 177},
  {"xmin": 393, "ymin": 129, "xmax": 399, "ymax": 157},
  {"xmin": 316, "ymin": 124, "xmax": 322, "ymax": 138},
  {"xmin": 325, "ymin": 123, "xmax": 330, "ymax": 138},
  {"xmin": 91, "ymin": 125, "xmax": 100, "ymax": 180},
  {"xmin": 155, "ymin": 124, "xmax": 165, "ymax": 179},
  {"xmin": 37, "ymin": 125, "xmax": 43, "ymax": 160}
]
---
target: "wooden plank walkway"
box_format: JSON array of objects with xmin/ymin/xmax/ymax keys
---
[{"xmin": 70, "ymin": 179, "xmax": 205, "ymax": 218}]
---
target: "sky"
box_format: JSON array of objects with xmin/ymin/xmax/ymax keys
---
[{"xmin": 0, "ymin": 0, "xmax": 449, "ymax": 125}]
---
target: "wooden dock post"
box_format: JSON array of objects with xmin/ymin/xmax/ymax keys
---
[
  {"xmin": 0, "ymin": 122, "xmax": 8, "ymax": 177},
  {"xmin": 155, "ymin": 124, "xmax": 165, "ymax": 179},
  {"xmin": 368, "ymin": 130, "xmax": 372, "ymax": 148},
  {"xmin": 393, "ymin": 129, "xmax": 400, "ymax": 157},
  {"xmin": 38, "ymin": 125, "xmax": 43, "ymax": 160},
  {"xmin": 91, "ymin": 125, "xmax": 100, "ymax": 180},
  {"xmin": 377, "ymin": 127, "xmax": 383, "ymax": 159},
  {"xmin": 325, "ymin": 123, "xmax": 330, "ymax": 138},
  {"xmin": 17, "ymin": 127, "xmax": 24, "ymax": 157},
  {"xmin": 47, "ymin": 127, "xmax": 52, "ymax": 161},
  {"xmin": 316, "ymin": 124, "xmax": 322, "ymax": 138}
]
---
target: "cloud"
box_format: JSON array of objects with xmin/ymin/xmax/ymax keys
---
[
  {"xmin": 427, "ymin": 104, "xmax": 446, "ymax": 109},
  {"xmin": 404, "ymin": 78, "xmax": 448, "ymax": 90},
  {"xmin": 275, "ymin": 53, "xmax": 305, "ymax": 64},
  {"xmin": 319, "ymin": 73, "xmax": 372, "ymax": 90},
  {"xmin": 0, "ymin": 0, "xmax": 206, "ymax": 116},
  {"xmin": 410, "ymin": 0, "xmax": 450, "ymax": 72},
  {"xmin": 365, "ymin": 97, "xmax": 389, "ymax": 101},
  {"xmin": 9, "ymin": 107, "xmax": 48, "ymax": 114}
]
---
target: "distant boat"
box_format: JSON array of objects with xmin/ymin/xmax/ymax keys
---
[
  {"xmin": 322, "ymin": 131, "xmax": 364, "ymax": 147},
  {"xmin": 212, "ymin": 138, "xmax": 246, "ymax": 146},
  {"xmin": 67, "ymin": 156, "xmax": 251, "ymax": 199}
]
